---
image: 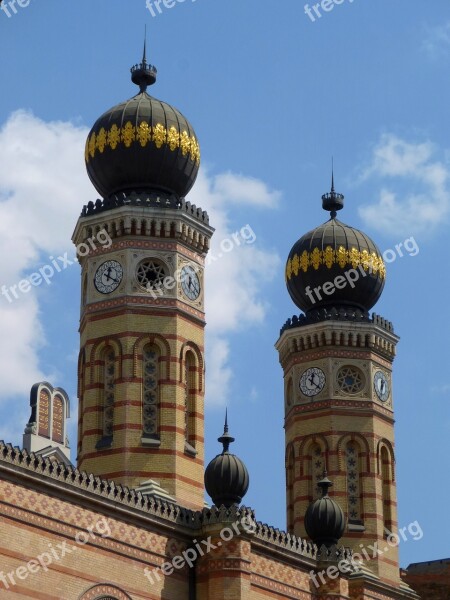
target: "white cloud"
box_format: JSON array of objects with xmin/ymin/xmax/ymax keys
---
[
  {"xmin": 0, "ymin": 110, "xmax": 92, "ymax": 442},
  {"xmin": 358, "ymin": 134, "xmax": 450, "ymax": 235},
  {"xmin": 189, "ymin": 168, "xmax": 281, "ymax": 406},
  {"xmin": 422, "ymin": 21, "xmax": 450, "ymax": 59},
  {"xmin": 212, "ymin": 172, "xmax": 281, "ymax": 208},
  {"xmin": 0, "ymin": 111, "xmax": 281, "ymax": 441}
]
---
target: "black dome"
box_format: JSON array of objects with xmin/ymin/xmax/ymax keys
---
[
  {"xmin": 304, "ymin": 476, "xmax": 346, "ymax": 548},
  {"xmin": 204, "ymin": 416, "xmax": 249, "ymax": 508},
  {"xmin": 286, "ymin": 183, "xmax": 385, "ymax": 315},
  {"xmin": 85, "ymin": 50, "xmax": 200, "ymax": 200}
]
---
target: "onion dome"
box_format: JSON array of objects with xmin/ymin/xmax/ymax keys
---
[
  {"xmin": 286, "ymin": 173, "xmax": 385, "ymax": 317},
  {"xmin": 304, "ymin": 474, "xmax": 346, "ymax": 548},
  {"xmin": 85, "ymin": 41, "xmax": 200, "ymax": 201},
  {"xmin": 204, "ymin": 413, "xmax": 250, "ymax": 508}
]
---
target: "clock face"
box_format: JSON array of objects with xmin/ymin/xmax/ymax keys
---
[
  {"xmin": 374, "ymin": 370, "xmax": 389, "ymax": 402},
  {"xmin": 299, "ymin": 367, "xmax": 326, "ymax": 397},
  {"xmin": 181, "ymin": 265, "xmax": 200, "ymax": 301},
  {"xmin": 94, "ymin": 260, "xmax": 123, "ymax": 294}
]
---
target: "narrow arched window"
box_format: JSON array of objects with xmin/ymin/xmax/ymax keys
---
[
  {"xmin": 286, "ymin": 446, "xmax": 295, "ymax": 531},
  {"xmin": 346, "ymin": 442, "xmax": 363, "ymax": 524},
  {"xmin": 77, "ymin": 350, "xmax": 85, "ymax": 457},
  {"xmin": 381, "ymin": 446, "xmax": 393, "ymax": 533},
  {"xmin": 102, "ymin": 347, "xmax": 115, "ymax": 439},
  {"xmin": 38, "ymin": 389, "xmax": 51, "ymax": 438},
  {"xmin": 310, "ymin": 443, "xmax": 325, "ymax": 500},
  {"xmin": 52, "ymin": 395, "xmax": 64, "ymax": 444},
  {"xmin": 142, "ymin": 344, "xmax": 160, "ymax": 443},
  {"xmin": 184, "ymin": 351, "xmax": 196, "ymax": 455}
]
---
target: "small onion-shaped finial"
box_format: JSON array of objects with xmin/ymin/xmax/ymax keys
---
[
  {"xmin": 304, "ymin": 474, "xmax": 346, "ymax": 548},
  {"xmin": 204, "ymin": 412, "xmax": 249, "ymax": 508}
]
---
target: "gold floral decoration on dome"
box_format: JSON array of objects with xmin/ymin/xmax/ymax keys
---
[
  {"xmin": 337, "ymin": 246, "xmax": 348, "ymax": 268},
  {"xmin": 190, "ymin": 136, "xmax": 200, "ymax": 163},
  {"xmin": 96, "ymin": 127, "xmax": 107, "ymax": 153},
  {"xmin": 286, "ymin": 245, "xmax": 386, "ymax": 281},
  {"xmin": 167, "ymin": 126, "xmax": 180, "ymax": 151},
  {"xmin": 88, "ymin": 132, "xmax": 97, "ymax": 159},
  {"xmin": 180, "ymin": 131, "xmax": 191, "ymax": 157},
  {"xmin": 285, "ymin": 260, "xmax": 292, "ymax": 281},
  {"xmin": 122, "ymin": 122, "xmax": 136, "ymax": 148},
  {"xmin": 85, "ymin": 122, "xmax": 201, "ymax": 166},
  {"xmin": 291, "ymin": 254, "xmax": 300, "ymax": 277},
  {"xmin": 361, "ymin": 250, "xmax": 371, "ymax": 271},
  {"xmin": 137, "ymin": 122, "xmax": 151, "ymax": 147},
  {"xmin": 369, "ymin": 252, "xmax": 380, "ymax": 273},
  {"xmin": 107, "ymin": 124, "xmax": 120, "ymax": 150},
  {"xmin": 300, "ymin": 250, "xmax": 309, "ymax": 273},
  {"xmin": 311, "ymin": 247, "xmax": 322, "ymax": 270},
  {"xmin": 349, "ymin": 247, "xmax": 360, "ymax": 269},
  {"xmin": 153, "ymin": 123, "xmax": 166, "ymax": 149},
  {"xmin": 323, "ymin": 246, "xmax": 335, "ymax": 268}
]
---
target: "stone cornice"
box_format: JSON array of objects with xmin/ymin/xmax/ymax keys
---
[
  {"xmin": 285, "ymin": 398, "xmax": 395, "ymax": 423},
  {"xmin": 276, "ymin": 314, "xmax": 399, "ymax": 367},
  {"xmin": 80, "ymin": 295, "xmax": 206, "ymax": 326},
  {"xmin": 72, "ymin": 195, "xmax": 214, "ymax": 257}
]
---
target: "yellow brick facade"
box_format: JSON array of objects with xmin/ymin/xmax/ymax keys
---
[
  {"xmin": 73, "ymin": 203, "xmax": 214, "ymax": 510},
  {"xmin": 277, "ymin": 319, "xmax": 403, "ymax": 587}
]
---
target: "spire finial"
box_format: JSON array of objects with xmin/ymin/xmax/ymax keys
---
[
  {"xmin": 131, "ymin": 29, "xmax": 157, "ymax": 92},
  {"xmin": 143, "ymin": 26, "xmax": 148, "ymax": 64},
  {"xmin": 322, "ymin": 159, "xmax": 344, "ymax": 218},
  {"xmin": 331, "ymin": 157, "xmax": 335, "ymax": 193},
  {"xmin": 218, "ymin": 409, "xmax": 235, "ymax": 453}
]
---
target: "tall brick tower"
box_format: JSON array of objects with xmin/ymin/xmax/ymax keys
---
[
  {"xmin": 276, "ymin": 178, "xmax": 405, "ymax": 587},
  {"xmin": 72, "ymin": 44, "xmax": 213, "ymax": 510}
]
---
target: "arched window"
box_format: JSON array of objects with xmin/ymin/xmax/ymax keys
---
[
  {"xmin": 78, "ymin": 350, "xmax": 85, "ymax": 457},
  {"xmin": 310, "ymin": 443, "xmax": 325, "ymax": 500},
  {"xmin": 38, "ymin": 389, "xmax": 51, "ymax": 438},
  {"xmin": 185, "ymin": 351, "xmax": 197, "ymax": 455},
  {"xmin": 24, "ymin": 383, "xmax": 70, "ymax": 450},
  {"xmin": 142, "ymin": 344, "xmax": 160, "ymax": 444},
  {"xmin": 79, "ymin": 583, "xmax": 132, "ymax": 600},
  {"xmin": 96, "ymin": 347, "xmax": 115, "ymax": 449},
  {"xmin": 346, "ymin": 442, "xmax": 363, "ymax": 524},
  {"xmin": 286, "ymin": 446, "xmax": 295, "ymax": 531},
  {"xmin": 381, "ymin": 446, "xmax": 393, "ymax": 533},
  {"xmin": 52, "ymin": 395, "xmax": 64, "ymax": 444}
]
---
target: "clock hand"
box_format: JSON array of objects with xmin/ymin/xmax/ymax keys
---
[
  {"xmin": 103, "ymin": 267, "xmax": 113, "ymax": 282},
  {"xmin": 308, "ymin": 373, "xmax": 319, "ymax": 389}
]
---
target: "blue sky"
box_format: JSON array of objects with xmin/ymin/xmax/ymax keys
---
[{"xmin": 0, "ymin": 0, "xmax": 449, "ymax": 568}]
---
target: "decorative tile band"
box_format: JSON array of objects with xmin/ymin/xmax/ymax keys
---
[
  {"xmin": 286, "ymin": 246, "xmax": 386, "ymax": 281},
  {"xmin": 85, "ymin": 122, "xmax": 200, "ymax": 165}
]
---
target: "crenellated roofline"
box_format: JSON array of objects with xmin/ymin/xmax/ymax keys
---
[{"xmin": 0, "ymin": 440, "xmax": 343, "ymax": 565}]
